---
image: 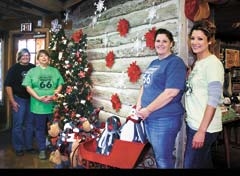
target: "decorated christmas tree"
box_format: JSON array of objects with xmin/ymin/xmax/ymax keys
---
[{"xmin": 48, "ymin": 19, "xmax": 94, "ymax": 124}]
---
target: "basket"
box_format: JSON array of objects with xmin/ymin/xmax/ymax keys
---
[{"xmin": 78, "ymin": 138, "xmax": 147, "ymax": 169}]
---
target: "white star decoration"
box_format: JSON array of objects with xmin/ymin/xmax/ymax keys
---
[
  {"xmin": 132, "ymin": 34, "xmax": 144, "ymax": 56},
  {"xmin": 94, "ymin": 0, "xmax": 107, "ymax": 17},
  {"xmin": 145, "ymin": 2, "xmax": 158, "ymax": 25},
  {"xmin": 117, "ymin": 71, "xmax": 127, "ymax": 89},
  {"xmin": 63, "ymin": 9, "xmax": 71, "ymax": 24},
  {"xmin": 90, "ymin": 15, "xmax": 98, "ymax": 28},
  {"xmin": 103, "ymin": 32, "xmax": 109, "ymax": 52}
]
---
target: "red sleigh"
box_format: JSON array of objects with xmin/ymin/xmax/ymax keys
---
[{"xmin": 78, "ymin": 138, "xmax": 153, "ymax": 169}]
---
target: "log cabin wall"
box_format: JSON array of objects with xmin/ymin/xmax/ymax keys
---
[
  {"xmin": 65, "ymin": 0, "xmax": 188, "ymax": 168},
  {"xmin": 65, "ymin": 0, "xmax": 188, "ymax": 124}
]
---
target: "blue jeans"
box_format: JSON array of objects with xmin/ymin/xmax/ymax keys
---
[
  {"xmin": 33, "ymin": 113, "xmax": 52, "ymax": 151},
  {"xmin": 144, "ymin": 116, "xmax": 182, "ymax": 168},
  {"xmin": 12, "ymin": 95, "xmax": 34, "ymax": 151},
  {"xmin": 183, "ymin": 124, "xmax": 219, "ymax": 168}
]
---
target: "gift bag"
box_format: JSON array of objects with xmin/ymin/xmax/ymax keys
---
[
  {"xmin": 96, "ymin": 116, "xmax": 121, "ymax": 155},
  {"xmin": 119, "ymin": 105, "xmax": 147, "ymax": 143}
]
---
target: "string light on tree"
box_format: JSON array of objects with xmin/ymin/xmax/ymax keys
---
[{"xmin": 49, "ymin": 18, "xmax": 94, "ymax": 123}]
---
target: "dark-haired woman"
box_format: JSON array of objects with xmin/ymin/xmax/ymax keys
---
[
  {"xmin": 136, "ymin": 28, "xmax": 187, "ymax": 168},
  {"xmin": 184, "ymin": 20, "xmax": 224, "ymax": 168}
]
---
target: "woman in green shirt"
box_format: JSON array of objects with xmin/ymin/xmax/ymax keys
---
[{"xmin": 22, "ymin": 49, "xmax": 64, "ymax": 160}]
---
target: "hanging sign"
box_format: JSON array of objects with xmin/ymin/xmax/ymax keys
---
[{"xmin": 20, "ymin": 23, "xmax": 32, "ymax": 32}]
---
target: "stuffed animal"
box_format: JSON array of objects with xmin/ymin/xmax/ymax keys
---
[
  {"xmin": 80, "ymin": 118, "xmax": 92, "ymax": 132},
  {"xmin": 47, "ymin": 121, "xmax": 62, "ymax": 150},
  {"xmin": 119, "ymin": 105, "xmax": 147, "ymax": 143},
  {"xmin": 48, "ymin": 121, "xmax": 61, "ymax": 138},
  {"xmin": 49, "ymin": 149, "xmax": 62, "ymax": 168},
  {"xmin": 69, "ymin": 138, "xmax": 82, "ymax": 168}
]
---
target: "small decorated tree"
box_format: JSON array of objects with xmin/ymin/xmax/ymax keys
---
[{"xmin": 49, "ymin": 19, "xmax": 94, "ymax": 124}]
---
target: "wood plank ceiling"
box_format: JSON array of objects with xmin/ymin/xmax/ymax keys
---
[{"xmin": 0, "ymin": 0, "xmax": 83, "ymax": 20}]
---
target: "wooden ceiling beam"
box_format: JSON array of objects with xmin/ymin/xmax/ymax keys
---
[
  {"xmin": 22, "ymin": 0, "xmax": 64, "ymax": 12},
  {"xmin": 63, "ymin": 0, "xmax": 83, "ymax": 9}
]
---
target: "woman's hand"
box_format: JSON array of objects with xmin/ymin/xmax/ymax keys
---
[
  {"xmin": 136, "ymin": 107, "xmax": 152, "ymax": 120},
  {"xmin": 11, "ymin": 100, "xmax": 20, "ymax": 112},
  {"xmin": 39, "ymin": 96, "xmax": 53, "ymax": 103},
  {"xmin": 192, "ymin": 131, "xmax": 205, "ymax": 149}
]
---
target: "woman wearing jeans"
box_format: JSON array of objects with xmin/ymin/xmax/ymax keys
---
[
  {"xmin": 4, "ymin": 48, "xmax": 36, "ymax": 156},
  {"xmin": 184, "ymin": 20, "xmax": 224, "ymax": 168},
  {"xmin": 136, "ymin": 28, "xmax": 187, "ymax": 168},
  {"xmin": 22, "ymin": 49, "xmax": 64, "ymax": 160}
]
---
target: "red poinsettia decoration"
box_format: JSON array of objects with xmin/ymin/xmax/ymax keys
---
[
  {"xmin": 105, "ymin": 51, "xmax": 115, "ymax": 68},
  {"xmin": 127, "ymin": 61, "xmax": 141, "ymax": 83},
  {"xmin": 71, "ymin": 29, "xmax": 83, "ymax": 43},
  {"xmin": 111, "ymin": 93, "xmax": 121, "ymax": 112},
  {"xmin": 117, "ymin": 18, "xmax": 129, "ymax": 37},
  {"xmin": 144, "ymin": 27, "xmax": 156, "ymax": 50}
]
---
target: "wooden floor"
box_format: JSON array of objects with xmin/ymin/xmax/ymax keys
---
[
  {"xmin": 0, "ymin": 129, "xmax": 54, "ymax": 169},
  {"xmin": 0, "ymin": 128, "xmax": 240, "ymax": 169}
]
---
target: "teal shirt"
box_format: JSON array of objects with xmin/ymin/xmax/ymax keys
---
[{"xmin": 22, "ymin": 66, "xmax": 64, "ymax": 114}]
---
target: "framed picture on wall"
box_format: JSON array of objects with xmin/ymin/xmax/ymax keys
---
[{"xmin": 225, "ymin": 49, "xmax": 240, "ymax": 69}]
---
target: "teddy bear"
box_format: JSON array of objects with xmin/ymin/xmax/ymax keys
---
[
  {"xmin": 48, "ymin": 121, "xmax": 61, "ymax": 138},
  {"xmin": 47, "ymin": 121, "xmax": 62, "ymax": 151},
  {"xmin": 49, "ymin": 148, "xmax": 70, "ymax": 168},
  {"xmin": 69, "ymin": 138, "xmax": 83, "ymax": 168},
  {"xmin": 49, "ymin": 149, "xmax": 62, "ymax": 168}
]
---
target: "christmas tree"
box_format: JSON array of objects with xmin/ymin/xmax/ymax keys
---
[{"xmin": 48, "ymin": 19, "xmax": 94, "ymax": 125}]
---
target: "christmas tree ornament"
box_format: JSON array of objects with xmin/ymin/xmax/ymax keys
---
[
  {"xmin": 117, "ymin": 18, "xmax": 129, "ymax": 37},
  {"xmin": 71, "ymin": 29, "xmax": 83, "ymax": 43},
  {"xmin": 50, "ymin": 18, "xmax": 62, "ymax": 33}
]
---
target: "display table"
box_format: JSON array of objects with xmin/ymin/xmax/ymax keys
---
[{"xmin": 222, "ymin": 116, "xmax": 240, "ymax": 168}]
